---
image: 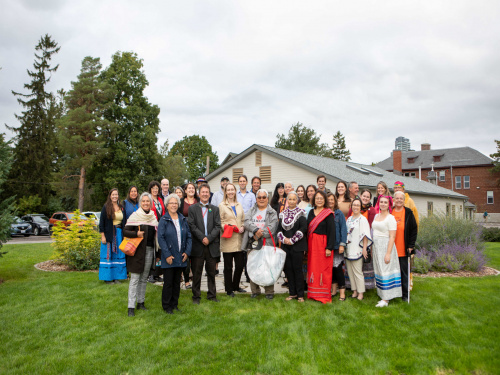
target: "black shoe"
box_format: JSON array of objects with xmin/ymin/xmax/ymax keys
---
[
  {"xmin": 282, "ymin": 282, "xmax": 289, "ymax": 287},
  {"xmin": 193, "ymin": 299, "xmax": 200, "ymax": 305},
  {"xmin": 227, "ymin": 292, "xmax": 235, "ymax": 297},
  {"xmin": 402, "ymin": 297, "xmax": 409, "ymax": 303},
  {"xmin": 105, "ymin": 281, "xmax": 114, "ymax": 285},
  {"xmin": 174, "ymin": 307, "xmax": 181, "ymax": 312},
  {"xmin": 155, "ymin": 277, "xmax": 164, "ymax": 283},
  {"xmin": 237, "ymin": 288, "xmax": 247, "ymax": 293},
  {"xmin": 246, "ymin": 278, "xmax": 250, "ymax": 283},
  {"xmin": 265, "ymin": 294, "xmax": 274, "ymax": 300},
  {"xmin": 128, "ymin": 308, "xmax": 135, "ymax": 317},
  {"xmin": 251, "ymin": 294, "xmax": 258, "ymax": 298},
  {"xmin": 215, "ymin": 270, "xmax": 219, "ymax": 275},
  {"xmin": 164, "ymin": 309, "xmax": 173, "ymax": 314},
  {"xmin": 147, "ymin": 276, "xmax": 156, "ymax": 283},
  {"xmin": 209, "ymin": 298, "xmax": 220, "ymax": 303},
  {"xmin": 137, "ymin": 302, "xmax": 147, "ymax": 310}
]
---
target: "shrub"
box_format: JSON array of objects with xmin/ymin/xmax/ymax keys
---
[
  {"xmin": 416, "ymin": 215, "xmax": 483, "ymax": 252},
  {"xmin": 51, "ymin": 210, "xmax": 101, "ymax": 270},
  {"xmin": 413, "ymin": 249, "xmax": 432, "ymax": 274},
  {"xmin": 481, "ymin": 227, "xmax": 500, "ymax": 242},
  {"xmin": 414, "ymin": 242, "xmax": 487, "ymax": 273}
]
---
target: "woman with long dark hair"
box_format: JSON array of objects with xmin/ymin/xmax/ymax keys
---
[
  {"xmin": 99, "ymin": 188, "xmax": 127, "ymax": 284},
  {"xmin": 298, "ymin": 184, "xmax": 316, "ymax": 214},
  {"xmin": 335, "ymin": 181, "xmax": 351, "ymax": 218},
  {"xmin": 124, "ymin": 186, "xmax": 139, "ymax": 220},
  {"xmin": 306, "ymin": 190, "xmax": 336, "ymax": 304},
  {"xmin": 270, "ymin": 183, "xmax": 287, "ymax": 215},
  {"xmin": 148, "ymin": 181, "xmax": 165, "ymax": 220},
  {"xmin": 178, "ymin": 182, "xmax": 199, "ymax": 289},
  {"xmin": 327, "ymin": 192, "xmax": 348, "ymax": 301}
]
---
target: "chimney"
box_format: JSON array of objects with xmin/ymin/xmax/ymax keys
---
[
  {"xmin": 421, "ymin": 143, "xmax": 431, "ymax": 151},
  {"xmin": 393, "ymin": 150, "xmax": 402, "ymax": 174}
]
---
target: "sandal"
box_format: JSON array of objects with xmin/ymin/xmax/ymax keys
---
[
  {"xmin": 286, "ymin": 296, "xmax": 297, "ymax": 301},
  {"xmin": 339, "ymin": 297, "xmax": 346, "ymax": 301},
  {"xmin": 297, "ymin": 297, "xmax": 305, "ymax": 303}
]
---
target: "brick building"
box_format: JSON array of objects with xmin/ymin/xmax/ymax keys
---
[{"xmin": 376, "ymin": 143, "xmax": 500, "ymax": 221}]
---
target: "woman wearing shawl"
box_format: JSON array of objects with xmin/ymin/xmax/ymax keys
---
[
  {"xmin": 372, "ymin": 195, "xmax": 402, "ymax": 307},
  {"xmin": 278, "ymin": 191, "xmax": 307, "ymax": 302},
  {"xmin": 123, "ymin": 192, "xmax": 159, "ymax": 317},
  {"xmin": 345, "ymin": 198, "xmax": 373, "ymax": 300},
  {"xmin": 99, "ymin": 188, "xmax": 127, "ymax": 284},
  {"xmin": 306, "ymin": 190, "xmax": 336, "ymax": 304}
]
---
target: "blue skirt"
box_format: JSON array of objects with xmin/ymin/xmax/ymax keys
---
[{"xmin": 99, "ymin": 227, "xmax": 127, "ymax": 281}]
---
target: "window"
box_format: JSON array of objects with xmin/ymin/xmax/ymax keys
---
[
  {"xmin": 455, "ymin": 176, "xmax": 461, "ymax": 189},
  {"xmin": 446, "ymin": 203, "xmax": 450, "ymax": 217},
  {"xmin": 259, "ymin": 166, "xmax": 271, "ymax": 183},
  {"xmin": 255, "ymin": 151, "xmax": 262, "ymax": 166},
  {"xmin": 487, "ymin": 191, "xmax": 494, "ymax": 204},
  {"xmin": 232, "ymin": 168, "xmax": 243, "ymax": 184},
  {"xmin": 433, "ymin": 155, "xmax": 442, "ymax": 162},
  {"xmin": 452, "ymin": 205, "xmax": 456, "ymax": 218},
  {"xmin": 407, "ymin": 157, "xmax": 416, "ymax": 164},
  {"xmin": 427, "ymin": 202, "xmax": 433, "ymax": 216},
  {"xmin": 404, "ymin": 172, "xmax": 416, "ymax": 178},
  {"xmin": 464, "ymin": 176, "xmax": 470, "ymax": 189},
  {"xmin": 439, "ymin": 171, "xmax": 445, "ymax": 181}
]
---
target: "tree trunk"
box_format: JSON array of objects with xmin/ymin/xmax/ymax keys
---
[{"xmin": 78, "ymin": 166, "xmax": 86, "ymax": 211}]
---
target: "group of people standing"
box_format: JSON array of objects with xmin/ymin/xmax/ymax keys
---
[{"xmin": 98, "ymin": 174, "xmax": 419, "ymax": 316}]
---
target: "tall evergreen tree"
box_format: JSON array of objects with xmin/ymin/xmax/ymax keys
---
[
  {"xmin": 330, "ymin": 130, "xmax": 351, "ymax": 161},
  {"xmin": 275, "ymin": 122, "xmax": 330, "ymax": 157},
  {"xmin": 5, "ymin": 34, "xmax": 61, "ymax": 210},
  {"xmin": 56, "ymin": 57, "xmax": 116, "ymax": 211},
  {"xmin": 88, "ymin": 51, "xmax": 162, "ymax": 203}
]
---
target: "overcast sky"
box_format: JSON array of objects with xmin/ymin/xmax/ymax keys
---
[{"xmin": 1, "ymin": 0, "xmax": 499, "ymax": 166}]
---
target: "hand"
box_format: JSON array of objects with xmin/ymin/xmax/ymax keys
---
[
  {"xmin": 101, "ymin": 234, "xmax": 106, "ymax": 244},
  {"xmin": 408, "ymin": 248, "xmax": 414, "ymax": 255},
  {"xmin": 156, "ymin": 258, "xmax": 160, "ymax": 262},
  {"xmin": 339, "ymin": 245, "xmax": 344, "ymax": 254},
  {"xmin": 202, "ymin": 237, "xmax": 209, "ymax": 246},
  {"xmin": 137, "ymin": 231, "xmax": 144, "ymax": 238},
  {"xmin": 182, "ymin": 253, "xmax": 188, "ymax": 262},
  {"xmin": 384, "ymin": 253, "xmax": 391, "ymax": 264},
  {"xmin": 325, "ymin": 249, "xmax": 332, "ymax": 257},
  {"xmin": 255, "ymin": 229, "xmax": 263, "ymax": 238},
  {"xmin": 284, "ymin": 238, "xmax": 292, "ymax": 245},
  {"xmin": 239, "ymin": 226, "xmax": 245, "ymax": 233},
  {"xmin": 166, "ymin": 256, "xmax": 174, "ymax": 265},
  {"xmin": 362, "ymin": 249, "xmax": 368, "ymax": 259}
]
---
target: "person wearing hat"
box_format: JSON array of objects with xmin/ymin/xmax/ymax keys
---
[
  {"xmin": 392, "ymin": 181, "xmax": 419, "ymax": 227},
  {"xmin": 211, "ymin": 176, "xmax": 229, "ymax": 208},
  {"xmin": 196, "ymin": 177, "xmax": 214, "ymax": 204}
]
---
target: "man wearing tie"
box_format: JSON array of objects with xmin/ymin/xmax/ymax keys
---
[{"xmin": 188, "ymin": 183, "xmax": 221, "ymax": 304}]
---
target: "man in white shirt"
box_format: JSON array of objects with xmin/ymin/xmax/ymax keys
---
[{"xmin": 236, "ymin": 174, "xmax": 256, "ymax": 214}]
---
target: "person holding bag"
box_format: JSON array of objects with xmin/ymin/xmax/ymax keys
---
[
  {"xmin": 242, "ymin": 189, "xmax": 278, "ymax": 300},
  {"xmin": 277, "ymin": 191, "xmax": 307, "ymax": 303},
  {"xmin": 123, "ymin": 192, "xmax": 159, "ymax": 317}
]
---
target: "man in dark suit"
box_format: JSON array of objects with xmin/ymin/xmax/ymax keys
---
[{"xmin": 188, "ymin": 183, "xmax": 221, "ymax": 304}]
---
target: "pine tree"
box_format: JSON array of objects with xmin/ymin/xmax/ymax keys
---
[
  {"xmin": 6, "ymin": 34, "xmax": 61, "ymax": 211},
  {"xmin": 0, "ymin": 134, "xmax": 15, "ymax": 255},
  {"xmin": 56, "ymin": 57, "xmax": 116, "ymax": 211},
  {"xmin": 330, "ymin": 131, "xmax": 351, "ymax": 161},
  {"xmin": 88, "ymin": 51, "xmax": 162, "ymax": 203}
]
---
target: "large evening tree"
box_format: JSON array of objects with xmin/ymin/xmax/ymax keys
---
[
  {"xmin": 275, "ymin": 122, "xmax": 330, "ymax": 156},
  {"xmin": 56, "ymin": 56, "xmax": 116, "ymax": 211},
  {"xmin": 330, "ymin": 130, "xmax": 351, "ymax": 161},
  {"xmin": 5, "ymin": 34, "xmax": 61, "ymax": 211},
  {"xmin": 88, "ymin": 51, "xmax": 162, "ymax": 203},
  {"xmin": 0, "ymin": 134, "xmax": 15, "ymax": 255},
  {"xmin": 490, "ymin": 140, "xmax": 500, "ymax": 186},
  {"xmin": 169, "ymin": 135, "xmax": 219, "ymax": 181}
]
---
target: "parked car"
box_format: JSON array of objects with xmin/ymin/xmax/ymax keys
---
[
  {"xmin": 83, "ymin": 211, "xmax": 101, "ymax": 222},
  {"xmin": 49, "ymin": 212, "xmax": 88, "ymax": 231},
  {"xmin": 11, "ymin": 217, "xmax": 32, "ymax": 237},
  {"xmin": 21, "ymin": 214, "xmax": 51, "ymax": 236}
]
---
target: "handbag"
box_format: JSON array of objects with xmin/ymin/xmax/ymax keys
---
[
  {"xmin": 119, "ymin": 225, "xmax": 143, "ymax": 256},
  {"xmin": 363, "ymin": 247, "xmax": 372, "ymax": 263}
]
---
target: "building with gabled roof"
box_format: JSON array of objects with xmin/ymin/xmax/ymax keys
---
[
  {"xmin": 376, "ymin": 143, "xmax": 500, "ymax": 221},
  {"xmin": 206, "ymin": 144, "xmax": 469, "ymax": 219}
]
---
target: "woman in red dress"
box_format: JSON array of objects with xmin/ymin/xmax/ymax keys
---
[{"xmin": 307, "ymin": 190, "xmax": 336, "ymax": 304}]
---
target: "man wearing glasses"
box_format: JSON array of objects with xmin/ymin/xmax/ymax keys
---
[{"xmin": 241, "ymin": 189, "xmax": 278, "ymax": 300}]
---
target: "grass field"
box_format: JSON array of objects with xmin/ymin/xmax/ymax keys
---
[{"xmin": 0, "ymin": 243, "xmax": 499, "ymax": 375}]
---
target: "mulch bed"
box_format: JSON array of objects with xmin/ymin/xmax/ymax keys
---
[
  {"xmin": 414, "ymin": 267, "xmax": 499, "ymax": 278},
  {"xmin": 35, "ymin": 260, "xmax": 97, "ymax": 273}
]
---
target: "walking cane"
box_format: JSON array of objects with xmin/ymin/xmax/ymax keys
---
[{"xmin": 407, "ymin": 256, "xmax": 411, "ymax": 304}]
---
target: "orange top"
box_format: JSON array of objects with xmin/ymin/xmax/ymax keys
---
[{"xmin": 392, "ymin": 209, "xmax": 406, "ymax": 257}]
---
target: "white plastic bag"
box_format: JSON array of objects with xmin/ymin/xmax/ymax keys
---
[{"xmin": 247, "ymin": 245, "xmax": 286, "ymax": 286}]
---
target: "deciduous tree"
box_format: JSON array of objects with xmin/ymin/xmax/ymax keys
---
[
  {"xmin": 275, "ymin": 122, "xmax": 329, "ymax": 156},
  {"xmin": 169, "ymin": 135, "xmax": 219, "ymax": 181}
]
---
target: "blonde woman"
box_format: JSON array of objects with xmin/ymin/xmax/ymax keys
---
[{"xmin": 219, "ymin": 183, "xmax": 246, "ymax": 297}]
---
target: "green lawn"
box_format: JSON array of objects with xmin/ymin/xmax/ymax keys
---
[
  {"xmin": 484, "ymin": 242, "xmax": 500, "ymax": 270},
  {"xmin": 0, "ymin": 243, "xmax": 499, "ymax": 375}
]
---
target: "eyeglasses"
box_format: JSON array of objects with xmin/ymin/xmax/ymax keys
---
[
  {"xmin": 168, "ymin": 202, "xmax": 178, "ymax": 205},
  {"xmin": 257, "ymin": 196, "xmax": 267, "ymax": 200}
]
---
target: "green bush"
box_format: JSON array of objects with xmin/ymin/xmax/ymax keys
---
[
  {"xmin": 413, "ymin": 250, "xmax": 431, "ymax": 274},
  {"xmin": 481, "ymin": 227, "xmax": 500, "ymax": 242},
  {"xmin": 51, "ymin": 210, "xmax": 100, "ymax": 270},
  {"xmin": 416, "ymin": 215, "xmax": 483, "ymax": 252}
]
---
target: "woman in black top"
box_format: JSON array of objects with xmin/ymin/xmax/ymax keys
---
[{"xmin": 270, "ymin": 182, "xmax": 287, "ymax": 215}]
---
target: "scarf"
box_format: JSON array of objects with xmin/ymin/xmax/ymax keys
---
[
  {"xmin": 127, "ymin": 207, "xmax": 159, "ymax": 228},
  {"xmin": 308, "ymin": 208, "xmax": 333, "ymax": 235},
  {"xmin": 360, "ymin": 201, "xmax": 372, "ymax": 214}
]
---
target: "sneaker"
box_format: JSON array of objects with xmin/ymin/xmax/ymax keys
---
[
  {"xmin": 376, "ymin": 300, "xmax": 389, "ymax": 308},
  {"xmin": 147, "ymin": 276, "xmax": 156, "ymax": 283}
]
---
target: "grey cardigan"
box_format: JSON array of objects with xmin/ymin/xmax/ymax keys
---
[{"xmin": 241, "ymin": 204, "xmax": 278, "ymax": 251}]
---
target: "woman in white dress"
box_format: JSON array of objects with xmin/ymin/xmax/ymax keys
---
[{"xmin": 371, "ymin": 195, "xmax": 402, "ymax": 307}]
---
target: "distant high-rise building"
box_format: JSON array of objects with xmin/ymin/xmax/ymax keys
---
[{"xmin": 395, "ymin": 136, "xmax": 411, "ymax": 151}]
